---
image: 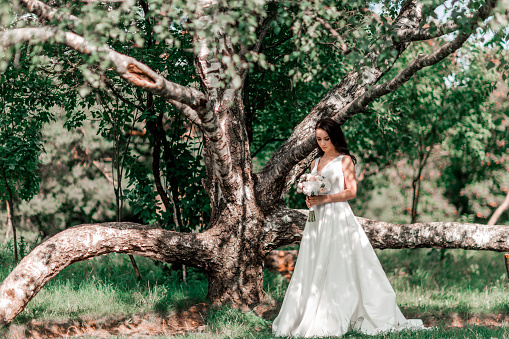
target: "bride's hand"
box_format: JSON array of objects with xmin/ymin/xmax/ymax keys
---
[{"xmin": 306, "ymin": 195, "xmax": 326, "ymax": 207}]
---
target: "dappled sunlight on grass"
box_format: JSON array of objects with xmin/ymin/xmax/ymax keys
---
[
  {"xmin": 376, "ymin": 248, "xmax": 509, "ymax": 316},
  {"xmin": 0, "ymin": 251, "xmax": 208, "ymax": 323}
]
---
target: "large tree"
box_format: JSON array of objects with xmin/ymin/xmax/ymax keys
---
[{"xmin": 0, "ymin": 0, "xmax": 508, "ymax": 324}]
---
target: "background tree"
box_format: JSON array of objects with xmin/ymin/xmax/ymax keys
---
[
  {"xmin": 0, "ymin": 53, "xmax": 56, "ymax": 262},
  {"xmin": 345, "ymin": 41, "xmax": 501, "ymax": 223},
  {"xmin": 0, "ymin": 0, "xmax": 508, "ymax": 325}
]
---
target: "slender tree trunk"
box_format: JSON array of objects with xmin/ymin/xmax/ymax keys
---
[
  {"xmin": 146, "ymin": 99, "xmax": 188, "ymax": 282},
  {"xmin": 488, "ymin": 190, "xmax": 509, "ymax": 225},
  {"xmin": 2, "ymin": 167, "xmax": 17, "ymax": 264},
  {"xmin": 411, "ymin": 146, "xmax": 433, "ymax": 223},
  {"xmin": 410, "ymin": 176, "xmax": 421, "ymax": 224},
  {"xmin": 5, "ymin": 199, "xmax": 17, "ymax": 264},
  {"xmin": 3, "ymin": 219, "xmax": 10, "ymax": 244},
  {"xmin": 108, "ymin": 109, "xmax": 141, "ymax": 281}
]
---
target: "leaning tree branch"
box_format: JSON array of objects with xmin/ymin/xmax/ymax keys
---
[
  {"xmin": 351, "ymin": 33, "xmax": 471, "ymax": 112},
  {"xmin": 263, "ymin": 207, "xmax": 509, "ymax": 252},
  {"xmin": 397, "ymin": 20, "xmax": 461, "ymax": 42},
  {"xmin": 488, "ymin": 190, "xmax": 509, "ymax": 225},
  {"xmin": 15, "ymin": 0, "xmax": 79, "ymax": 28},
  {"xmin": 397, "ymin": 0, "xmax": 497, "ymax": 42},
  {"xmin": 255, "ymin": 1, "xmax": 424, "ymax": 207},
  {"xmin": 339, "ymin": 0, "xmax": 497, "ymax": 126},
  {"xmin": 0, "ymin": 27, "xmax": 208, "ymax": 113},
  {"xmin": 14, "ymin": 0, "xmax": 235, "ymax": 203},
  {"xmin": 169, "ymin": 99, "xmax": 203, "ymax": 126},
  {"xmin": 0, "ymin": 222, "xmax": 217, "ymax": 325},
  {"xmin": 255, "ymin": 0, "xmax": 498, "ymax": 207},
  {"xmin": 282, "ymin": 149, "xmax": 319, "ymax": 195}
]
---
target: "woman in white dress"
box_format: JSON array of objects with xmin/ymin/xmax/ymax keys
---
[{"xmin": 272, "ymin": 118, "xmax": 423, "ymax": 337}]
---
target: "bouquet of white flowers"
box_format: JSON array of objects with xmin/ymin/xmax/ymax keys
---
[{"xmin": 297, "ymin": 173, "xmax": 331, "ymax": 222}]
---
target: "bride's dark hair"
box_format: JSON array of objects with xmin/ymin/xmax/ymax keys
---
[{"xmin": 315, "ymin": 118, "xmax": 357, "ymax": 165}]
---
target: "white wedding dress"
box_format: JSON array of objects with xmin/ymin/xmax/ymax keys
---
[{"xmin": 272, "ymin": 155, "xmax": 424, "ymax": 337}]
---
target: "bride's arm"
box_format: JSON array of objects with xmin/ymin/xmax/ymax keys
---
[{"xmin": 308, "ymin": 156, "xmax": 357, "ymax": 206}]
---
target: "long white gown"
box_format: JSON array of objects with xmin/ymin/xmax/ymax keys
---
[{"xmin": 272, "ymin": 155, "xmax": 424, "ymax": 337}]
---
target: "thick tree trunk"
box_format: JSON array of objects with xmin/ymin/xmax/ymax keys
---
[
  {"xmin": 202, "ymin": 190, "xmax": 267, "ymax": 308},
  {"xmin": 207, "ymin": 256, "xmax": 265, "ymax": 310}
]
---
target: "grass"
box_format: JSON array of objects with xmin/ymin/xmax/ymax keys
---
[
  {"xmin": 377, "ymin": 248, "xmax": 509, "ymax": 317},
  {"xmin": 1, "ymin": 242, "xmax": 509, "ymax": 338},
  {"xmin": 0, "ymin": 244, "xmax": 208, "ymax": 322}
]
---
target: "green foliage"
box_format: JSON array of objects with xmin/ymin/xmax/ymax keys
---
[
  {"xmin": 15, "ymin": 116, "xmax": 118, "ymax": 236},
  {"xmin": 0, "ymin": 0, "xmax": 506, "ymax": 237},
  {"xmin": 4, "ymin": 0, "xmax": 492, "ymax": 93},
  {"xmin": 248, "ymin": 2, "xmax": 351, "ymax": 172},
  {"xmin": 0, "ymin": 55, "xmax": 57, "ymax": 204},
  {"xmin": 354, "ymin": 161, "xmax": 458, "ymax": 224},
  {"xmin": 0, "ymin": 0, "xmax": 211, "ymax": 232},
  {"xmin": 120, "ymin": 106, "xmax": 210, "ymax": 231},
  {"xmin": 344, "ymin": 41, "xmax": 506, "ymax": 223},
  {"xmin": 124, "ymin": 158, "xmax": 160, "ymax": 225}
]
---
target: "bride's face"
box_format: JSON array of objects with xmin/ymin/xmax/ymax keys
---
[{"xmin": 315, "ymin": 128, "xmax": 335, "ymax": 153}]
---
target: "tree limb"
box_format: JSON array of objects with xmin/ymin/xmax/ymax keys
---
[
  {"xmin": 146, "ymin": 107, "xmax": 172, "ymax": 213},
  {"xmin": 397, "ymin": 20, "xmax": 461, "ymax": 42},
  {"xmin": 169, "ymin": 99, "xmax": 203, "ymax": 126},
  {"xmin": 15, "ymin": 0, "xmax": 79, "ymax": 29},
  {"xmin": 255, "ymin": 2, "xmax": 424, "ymax": 205},
  {"xmin": 282, "ymin": 149, "xmax": 319, "ymax": 195},
  {"xmin": 0, "ymin": 222, "xmax": 216, "ymax": 325},
  {"xmin": 263, "ymin": 207, "xmax": 509, "ymax": 252},
  {"xmin": 351, "ymin": 30, "xmax": 473, "ymax": 113},
  {"xmin": 315, "ymin": 16, "xmax": 349, "ymax": 54},
  {"xmin": 0, "ymin": 27, "xmax": 208, "ymax": 112},
  {"xmin": 255, "ymin": 0, "xmax": 498, "ymax": 207},
  {"xmin": 397, "ymin": 0, "xmax": 502, "ymax": 42}
]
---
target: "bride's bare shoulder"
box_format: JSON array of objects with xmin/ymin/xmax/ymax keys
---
[{"xmin": 341, "ymin": 155, "xmax": 355, "ymax": 167}]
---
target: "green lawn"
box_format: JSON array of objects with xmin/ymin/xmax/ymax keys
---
[{"xmin": 1, "ymin": 243, "xmax": 509, "ymax": 338}]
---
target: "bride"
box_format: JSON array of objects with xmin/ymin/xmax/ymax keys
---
[{"xmin": 272, "ymin": 118, "xmax": 424, "ymax": 337}]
